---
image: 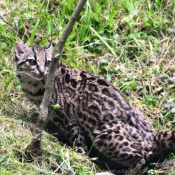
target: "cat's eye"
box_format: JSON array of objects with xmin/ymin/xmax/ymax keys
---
[
  {"xmin": 28, "ymin": 59, "xmax": 37, "ymax": 65},
  {"xmin": 45, "ymin": 60, "xmax": 51, "ymax": 67}
]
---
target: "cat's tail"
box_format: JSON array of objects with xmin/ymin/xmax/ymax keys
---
[{"xmin": 154, "ymin": 131, "xmax": 175, "ymax": 151}]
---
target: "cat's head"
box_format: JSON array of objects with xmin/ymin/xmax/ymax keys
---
[{"xmin": 14, "ymin": 42, "xmax": 52, "ymax": 80}]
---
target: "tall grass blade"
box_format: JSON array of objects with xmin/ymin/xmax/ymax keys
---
[
  {"xmin": 29, "ymin": 19, "xmax": 40, "ymax": 45},
  {"xmin": 90, "ymin": 27, "xmax": 117, "ymax": 57}
]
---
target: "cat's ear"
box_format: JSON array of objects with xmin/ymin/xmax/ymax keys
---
[
  {"xmin": 14, "ymin": 42, "xmax": 28, "ymax": 61},
  {"xmin": 44, "ymin": 40, "xmax": 52, "ymax": 50},
  {"xmin": 44, "ymin": 41, "xmax": 52, "ymax": 57}
]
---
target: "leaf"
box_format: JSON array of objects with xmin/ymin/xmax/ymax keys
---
[
  {"xmin": 90, "ymin": 157, "xmax": 98, "ymax": 161},
  {"xmin": 100, "ymin": 58, "xmax": 108, "ymax": 64},
  {"xmin": 0, "ymin": 23, "xmax": 6, "ymax": 34},
  {"xmin": 106, "ymin": 73, "xmax": 111, "ymax": 81},
  {"xmin": 171, "ymin": 108, "xmax": 175, "ymax": 113},
  {"xmin": 52, "ymin": 104, "xmax": 61, "ymax": 109},
  {"xmin": 16, "ymin": 85, "xmax": 21, "ymax": 91}
]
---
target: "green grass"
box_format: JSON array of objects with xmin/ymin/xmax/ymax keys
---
[{"xmin": 0, "ymin": 0, "xmax": 175, "ymax": 174}]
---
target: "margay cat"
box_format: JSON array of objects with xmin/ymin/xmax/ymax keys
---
[{"xmin": 14, "ymin": 42, "xmax": 175, "ymax": 174}]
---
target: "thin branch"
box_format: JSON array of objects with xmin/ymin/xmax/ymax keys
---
[
  {"xmin": 0, "ymin": 15, "xmax": 15, "ymax": 30},
  {"xmin": 29, "ymin": 0, "xmax": 87, "ymax": 151}
]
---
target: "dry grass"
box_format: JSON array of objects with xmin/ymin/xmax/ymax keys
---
[{"xmin": 0, "ymin": 116, "xmax": 98, "ymax": 174}]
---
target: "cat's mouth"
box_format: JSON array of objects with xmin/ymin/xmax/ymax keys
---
[{"xmin": 31, "ymin": 73, "xmax": 47, "ymax": 80}]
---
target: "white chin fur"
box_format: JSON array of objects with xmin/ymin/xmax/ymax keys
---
[
  {"xmin": 32, "ymin": 76, "xmax": 44, "ymax": 80},
  {"xmin": 17, "ymin": 71, "xmax": 45, "ymax": 80},
  {"xmin": 30, "ymin": 73, "xmax": 46, "ymax": 80}
]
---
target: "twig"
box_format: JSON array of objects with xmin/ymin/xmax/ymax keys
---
[
  {"xmin": 0, "ymin": 15, "xmax": 15, "ymax": 30},
  {"xmin": 29, "ymin": 0, "xmax": 87, "ymax": 151}
]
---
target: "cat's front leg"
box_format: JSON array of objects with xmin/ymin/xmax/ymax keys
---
[{"xmin": 65, "ymin": 120, "xmax": 88, "ymax": 153}]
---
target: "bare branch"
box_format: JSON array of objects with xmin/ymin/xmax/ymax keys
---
[
  {"xmin": 29, "ymin": 0, "xmax": 87, "ymax": 151},
  {"xmin": 0, "ymin": 15, "xmax": 16, "ymax": 30}
]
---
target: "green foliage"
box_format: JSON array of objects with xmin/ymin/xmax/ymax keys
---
[
  {"xmin": 52, "ymin": 104, "xmax": 61, "ymax": 109},
  {"xmin": 0, "ymin": 0, "xmax": 175, "ymax": 174}
]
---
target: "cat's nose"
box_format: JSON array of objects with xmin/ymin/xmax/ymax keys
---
[{"xmin": 39, "ymin": 67, "xmax": 45, "ymax": 74}]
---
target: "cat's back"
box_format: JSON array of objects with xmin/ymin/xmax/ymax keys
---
[{"xmin": 55, "ymin": 62, "xmax": 155, "ymax": 135}]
